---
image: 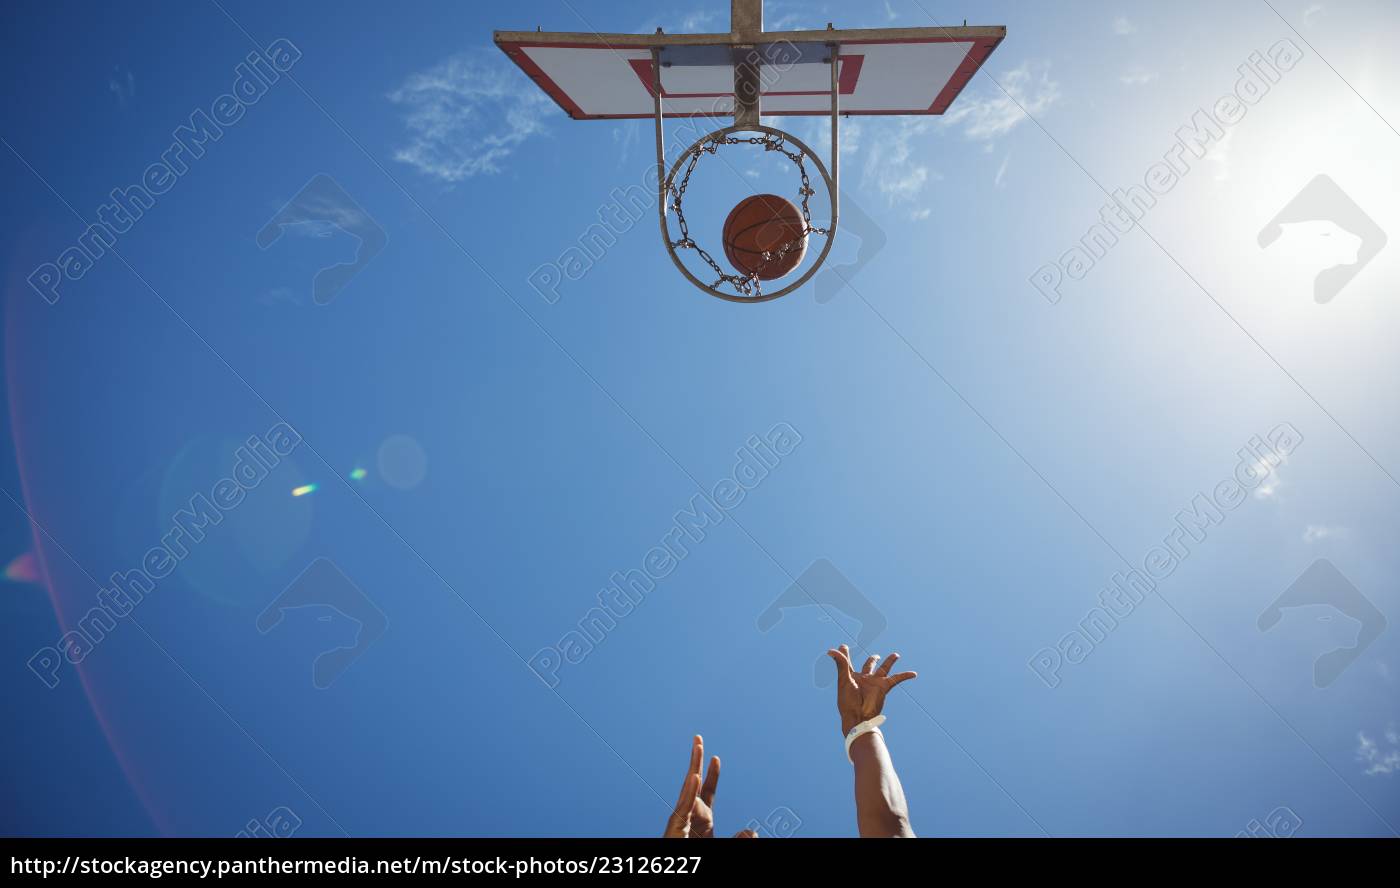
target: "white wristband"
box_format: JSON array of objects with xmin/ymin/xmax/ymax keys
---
[{"xmin": 844, "ymin": 715, "xmax": 886, "ymax": 762}]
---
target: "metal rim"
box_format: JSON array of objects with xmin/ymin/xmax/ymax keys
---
[{"xmin": 661, "ymin": 124, "xmax": 838, "ymax": 304}]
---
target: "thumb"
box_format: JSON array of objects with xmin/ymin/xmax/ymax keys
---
[{"xmin": 732, "ymin": 829, "xmax": 759, "ymax": 838}]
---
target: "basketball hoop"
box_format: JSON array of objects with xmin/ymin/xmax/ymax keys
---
[
  {"xmin": 647, "ymin": 32, "xmax": 842, "ymax": 303},
  {"xmin": 662, "ymin": 125, "xmax": 836, "ymax": 302}
]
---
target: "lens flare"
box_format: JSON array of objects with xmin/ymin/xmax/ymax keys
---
[
  {"xmin": 4, "ymin": 551, "xmax": 41, "ymax": 583},
  {"xmin": 291, "ymin": 483, "xmax": 318, "ymax": 497},
  {"xmin": 349, "ymin": 467, "xmax": 367, "ymax": 481}
]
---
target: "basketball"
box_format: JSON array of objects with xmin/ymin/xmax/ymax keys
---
[{"xmin": 722, "ymin": 193, "xmax": 808, "ymax": 280}]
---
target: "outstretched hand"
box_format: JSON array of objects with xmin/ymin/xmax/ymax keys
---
[
  {"xmin": 662, "ymin": 735, "xmax": 757, "ymax": 838},
  {"xmin": 827, "ymin": 644, "xmax": 918, "ymax": 735}
]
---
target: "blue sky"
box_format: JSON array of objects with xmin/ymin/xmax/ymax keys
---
[{"xmin": 1, "ymin": 0, "xmax": 1398, "ymax": 837}]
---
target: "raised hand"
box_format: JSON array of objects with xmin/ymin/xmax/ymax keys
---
[
  {"xmin": 662, "ymin": 735, "xmax": 757, "ymax": 838},
  {"xmin": 827, "ymin": 644, "xmax": 918, "ymax": 735}
]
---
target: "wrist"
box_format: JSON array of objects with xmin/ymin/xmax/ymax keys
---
[
  {"xmin": 842, "ymin": 715, "xmax": 886, "ymax": 762},
  {"xmin": 848, "ymin": 729, "xmax": 880, "ymax": 755},
  {"xmin": 841, "ymin": 712, "xmax": 878, "ymax": 735}
]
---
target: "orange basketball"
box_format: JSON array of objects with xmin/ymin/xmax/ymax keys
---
[{"xmin": 722, "ymin": 193, "xmax": 807, "ymax": 280}]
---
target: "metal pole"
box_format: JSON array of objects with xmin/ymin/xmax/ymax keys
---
[
  {"xmin": 731, "ymin": 0, "xmax": 762, "ymax": 128},
  {"xmin": 652, "ymin": 47, "xmax": 667, "ymax": 225},
  {"xmin": 828, "ymin": 41, "xmax": 840, "ymax": 236}
]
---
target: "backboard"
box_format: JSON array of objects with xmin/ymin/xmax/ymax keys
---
[{"xmin": 495, "ymin": 26, "xmax": 1005, "ymax": 120}]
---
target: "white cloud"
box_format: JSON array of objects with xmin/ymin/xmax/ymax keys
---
[
  {"xmin": 802, "ymin": 116, "xmax": 861, "ymax": 159},
  {"xmin": 1302, "ymin": 524, "xmax": 1348, "ymax": 543},
  {"xmin": 941, "ymin": 61, "xmax": 1060, "ymax": 142},
  {"xmin": 258, "ymin": 286, "xmax": 300, "ymax": 306},
  {"xmin": 763, "ymin": 2, "xmax": 812, "ymax": 32},
  {"xmin": 680, "ymin": 10, "xmax": 720, "ymax": 32},
  {"xmin": 388, "ymin": 51, "xmax": 553, "ymax": 182},
  {"xmin": 1119, "ymin": 67, "xmax": 1157, "ymax": 86},
  {"xmin": 631, "ymin": 9, "xmax": 720, "ymax": 33},
  {"xmin": 994, "ymin": 152, "xmax": 1011, "ymax": 188},
  {"xmin": 1113, "ymin": 16, "xmax": 1137, "ymax": 36},
  {"xmin": 613, "ymin": 121, "xmax": 641, "ymax": 166},
  {"xmin": 883, "ymin": 1, "xmax": 898, "ymax": 22},
  {"xmin": 1303, "ymin": 4, "xmax": 1325, "ymax": 26},
  {"xmin": 863, "ymin": 118, "xmax": 942, "ymax": 205},
  {"xmin": 1246, "ymin": 453, "xmax": 1287, "ymax": 500},
  {"xmin": 1207, "ymin": 129, "xmax": 1233, "ymax": 181},
  {"xmin": 802, "ymin": 61, "xmax": 1052, "ymax": 206},
  {"xmin": 1356, "ymin": 728, "xmax": 1400, "ymax": 776},
  {"xmin": 109, "ymin": 67, "xmax": 135, "ymax": 106},
  {"xmin": 803, "ymin": 113, "xmax": 945, "ymax": 207},
  {"xmin": 800, "ymin": 62, "xmax": 1055, "ymax": 207}
]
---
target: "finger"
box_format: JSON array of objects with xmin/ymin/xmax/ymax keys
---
[
  {"xmin": 675, "ymin": 767, "xmax": 700, "ymax": 810},
  {"xmin": 689, "ymin": 735, "xmax": 704, "ymax": 779},
  {"xmin": 876, "ymin": 652, "xmax": 900, "ymax": 676},
  {"xmin": 861, "ymin": 655, "xmax": 879, "ymax": 674},
  {"xmin": 699, "ymin": 755, "xmax": 720, "ymax": 808},
  {"xmin": 732, "ymin": 829, "xmax": 758, "ymax": 839},
  {"xmin": 826, "ymin": 648, "xmax": 853, "ymax": 680},
  {"xmin": 888, "ymin": 670, "xmax": 918, "ymax": 688},
  {"xmin": 665, "ymin": 772, "xmax": 701, "ymax": 837}
]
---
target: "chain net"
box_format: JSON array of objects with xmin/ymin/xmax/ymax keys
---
[{"xmin": 666, "ymin": 132, "xmax": 830, "ymax": 299}]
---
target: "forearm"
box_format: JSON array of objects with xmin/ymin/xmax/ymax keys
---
[{"xmin": 849, "ymin": 731, "xmax": 914, "ymax": 837}]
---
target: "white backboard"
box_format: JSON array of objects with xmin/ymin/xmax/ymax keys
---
[{"xmin": 495, "ymin": 27, "xmax": 1005, "ymax": 119}]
